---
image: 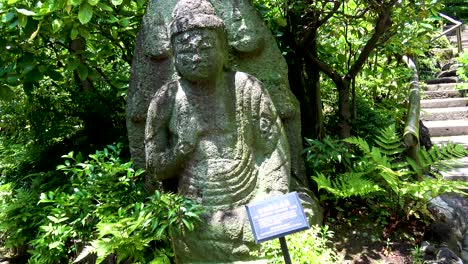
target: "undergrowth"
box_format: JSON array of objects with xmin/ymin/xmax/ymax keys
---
[
  {"xmin": 0, "ymin": 144, "xmax": 203, "ymax": 263},
  {"xmin": 257, "ymin": 225, "xmax": 342, "ymax": 263},
  {"xmin": 305, "ymin": 124, "xmax": 468, "ymax": 224}
]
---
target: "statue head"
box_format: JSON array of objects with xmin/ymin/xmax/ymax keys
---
[{"xmin": 169, "ymin": 0, "xmax": 228, "ymax": 82}]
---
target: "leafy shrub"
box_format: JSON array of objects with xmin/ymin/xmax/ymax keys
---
[
  {"xmin": 0, "ymin": 144, "xmax": 203, "ymax": 263},
  {"xmin": 308, "ymin": 125, "xmax": 468, "ymax": 221},
  {"xmin": 304, "ymin": 136, "xmax": 353, "ymax": 179},
  {"xmin": 457, "ymin": 51, "xmax": 468, "ymax": 83},
  {"xmin": 257, "ymin": 225, "xmax": 342, "ymax": 263}
]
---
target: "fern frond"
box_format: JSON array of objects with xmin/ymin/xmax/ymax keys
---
[
  {"xmin": 313, "ymin": 172, "xmax": 382, "ymax": 199},
  {"xmin": 313, "ymin": 173, "xmax": 339, "ymax": 196},
  {"xmin": 374, "ymin": 124, "xmax": 405, "ymax": 156},
  {"xmin": 416, "ymin": 142, "xmax": 468, "ymax": 173},
  {"xmin": 335, "ymin": 172, "xmax": 382, "ymax": 198},
  {"xmin": 344, "ymin": 136, "xmax": 370, "ymax": 153}
]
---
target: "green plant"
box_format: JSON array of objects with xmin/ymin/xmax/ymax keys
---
[
  {"xmin": 456, "ymin": 51, "xmax": 468, "ymax": 83},
  {"xmin": 410, "ymin": 245, "xmax": 424, "ymax": 264},
  {"xmin": 0, "ymin": 144, "xmax": 203, "ymax": 263},
  {"xmin": 257, "ymin": 225, "xmax": 342, "ymax": 263},
  {"xmin": 304, "ymin": 135, "xmax": 353, "ymax": 177},
  {"xmin": 311, "ymin": 124, "xmax": 468, "ymax": 221}
]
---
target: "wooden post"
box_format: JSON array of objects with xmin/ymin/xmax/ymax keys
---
[{"xmin": 457, "ymin": 27, "xmax": 463, "ymax": 54}]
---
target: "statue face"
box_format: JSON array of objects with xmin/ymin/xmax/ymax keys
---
[{"xmin": 173, "ymin": 29, "xmax": 224, "ymax": 82}]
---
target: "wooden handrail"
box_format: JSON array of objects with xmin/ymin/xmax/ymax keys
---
[
  {"xmin": 403, "ymin": 55, "xmax": 422, "ymax": 180},
  {"xmin": 432, "ymin": 13, "xmax": 463, "ymax": 53}
]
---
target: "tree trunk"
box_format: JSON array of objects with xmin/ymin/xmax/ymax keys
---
[
  {"xmin": 303, "ymin": 36, "xmax": 324, "ymax": 139},
  {"xmin": 337, "ymin": 79, "xmax": 351, "ymax": 138}
]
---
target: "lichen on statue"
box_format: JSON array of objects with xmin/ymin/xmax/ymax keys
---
[{"xmin": 144, "ymin": 0, "xmax": 291, "ymax": 262}]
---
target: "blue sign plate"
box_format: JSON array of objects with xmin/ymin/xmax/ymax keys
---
[{"xmin": 245, "ymin": 192, "xmax": 309, "ymax": 243}]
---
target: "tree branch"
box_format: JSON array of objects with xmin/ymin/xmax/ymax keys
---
[
  {"xmin": 305, "ymin": 49, "xmax": 342, "ymax": 86},
  {"xmin": 345, "ymin": 6, "xmax": 393, "ymax": 81}
]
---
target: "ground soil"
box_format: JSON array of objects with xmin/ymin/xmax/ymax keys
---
[{"xmin": 325, "ymin": 207, "xmax": 428, "ymax": 263}]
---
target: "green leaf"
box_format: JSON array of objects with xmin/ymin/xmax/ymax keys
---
[
  {"xmin": 70, "ymin": 27, "xmax": 79, "ymax": 39},
  {"xmin": 51, "ymin": 19, "xmax": 63, "ymax": 33},
  {"xmin": 78, "ymin": 3, "xmax": 93, "ymax": 24},
  {"xmin": 97, "ymin": 2, "xmax": 113, "ymax": 11},
  {"xmin": 67, "ymin": 59, "xmax": 80, "ymax": 71},
  {"xmin": 88, "ymin": 0, "xmax": 99, "ymax": 6},
  {"xmin": 18, "ymin": 14, "xmax": 28, "ymax": 28},
  {"xmin": 77, "ymin": 64, "xmax": 88, "ymax": 80},
  {"xmin": 47, "ymin": 69, "xmax": 63, "ymax": 81},
  {"xmin": 111, "ymin": 0, "xmax": 123, "ymax": 6},
  {"xmin": 49, "ymin": 241, "xmax": 62, "ymax": 249},
  {"xmin": 0, "ymin": 86, "xmax": 14, "ymax": 101},
  {"xmin": 24, "ymin": 68, "xmax": 43, "ymax": 82},
  {"xmin": 1, "ymin": 12, "xmax": 15, "ymax": 23},
  {"xmin": 68, "ymin": 0, "xmax": 82, "ymax": 6},
  {"xmin": 16, "ymin": 8, "xmax": 37, "ymax": 16},
  {"xmin": 7, "ymin": 0, "xmax": 20, "ymax": 4}
]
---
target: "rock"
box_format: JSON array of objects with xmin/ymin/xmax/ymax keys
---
[
  {"xmin": 441, "ymin": 62, "xmax": 456, "ymax": 71},
  {"xmin": 426, "ymin": 77, "xmax": 460, "ymax": 84},
  {"xmin": 420, "ymin": 120, "xmax": 433, "ymax": 150},
  {"xmin": 437, "ymin": 69, "xmax": 458, "ymax": 78},
  {"xmin": 436, "ymin": 247, "xmax": 463, "ymax": 264}
]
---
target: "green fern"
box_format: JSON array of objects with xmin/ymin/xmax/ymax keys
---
[
  {"xmin": 407, "ymin": 143, "xmax": 468, "ymax": 177},
  {"xmin": 311, "ymin": 124, "xmax": 468, "ymax": 220}
]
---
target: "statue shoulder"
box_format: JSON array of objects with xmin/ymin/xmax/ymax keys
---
[
  {"xmin": 147, "ymin": 80, "xmax": 178, "ymax": 117},
  {"xmin": 233, "ymin": 71, "xmax": 264, "ymax": 91},
  {"xmin": 233, "ymin": 71, "xmax": 271, "ymax": 99}
]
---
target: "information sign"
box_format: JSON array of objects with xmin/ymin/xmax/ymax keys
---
[{"xmin": 245, "ymin": 192, "xmax": 309, "ymax": 244}]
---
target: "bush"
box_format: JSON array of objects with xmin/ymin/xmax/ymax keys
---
[
  {"xmin": 257, "ymin": 225, "xmax": 342, "ymax": 263},
  {"xmin": 307, "ymin": 125, "xmax": 468, "ymax": 222},
  {"xmin": 0, "ymin": 144, "xmax": 203, "ymax": 263}
]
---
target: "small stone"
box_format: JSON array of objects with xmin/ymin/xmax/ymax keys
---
[{"xmin": 422, "ymin": 241, "xmax": 437, "ymax": 255}]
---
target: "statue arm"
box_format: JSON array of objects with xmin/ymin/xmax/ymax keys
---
[
  {"xmin": 145, "ymin": 83, "xmax": 190, "ymax": 181},
  {"xmin": 240, "ymin": 73, "xmax": 290, "ymax": 194}
]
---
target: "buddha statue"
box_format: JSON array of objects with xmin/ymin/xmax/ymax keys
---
[{"xmin": 144, "ymin": 0, "xmax": 291, "ymax": 262}]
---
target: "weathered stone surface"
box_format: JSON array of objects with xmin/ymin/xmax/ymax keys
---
[
  {"xmin": 426, "ymin": 77, "xmax": 460, "ymax": 84},
  {"xmin": 142, "ymin": 1, "xmax": 320, "ymax": 263},
  {"xmin": 126, "ymin": 0, "xmax": 311, "ymax": 195},
  {"xmin": 425, "ymin": 194, "xmax": 468, "ymax": 263}
]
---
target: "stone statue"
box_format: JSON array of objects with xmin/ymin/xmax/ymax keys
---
[
  {"xmin": 126, "ymin": 0, "xmax": 312, "ymax": 196},
  {"xmin": 145, "ymin": 1, "xmax": 290, "ymax": 262}
]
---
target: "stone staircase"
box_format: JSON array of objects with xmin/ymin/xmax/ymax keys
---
[
  {"xmin": 421, "ymin": 26, "xmax": 468, "ymax": 180},
  {"xmin": 420, "ymin": 22, "xmax": 468, "ymax": 264},
  {"xmin": 421, "ymin": 82, "xmax": 468, "ymax": 180}
]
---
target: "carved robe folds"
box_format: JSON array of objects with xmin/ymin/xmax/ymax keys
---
[{"xmin": 145, "ymin": 72, "xmax": 289, "ymax": 263}]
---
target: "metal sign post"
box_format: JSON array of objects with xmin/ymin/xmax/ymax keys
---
[
  {"xmin": 245, "ymin": 192, "xmax": 310, "ymax": 263},
  {"xmin": 279, "ymin": 237, "xmax": 292, "ymax": 264}
]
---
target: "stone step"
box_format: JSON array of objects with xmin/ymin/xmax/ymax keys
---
[
  {"xmin": 431, "ymin": 137, "xmax": 468, "ymax": 181},
  {"xmin": 431, "ymin": 135, "xmax": 468, "ymax": 149},
  {"xmin": 425, "ymin": 83, "xmax": 460, "ymax": 91},
  {"xmin": 439, "ymin": 156, "xmax": 468, "ymax": 181},
  {"xmin": 421, "ymin": 98, "xmax": 468, "ymax": 108},
  {"xmin": 425, "ymin": 119, "xmax": 468, "ymax": 137},
  {"xmin": 421, "ymin": 106, "xmax": 468, "ymax": 121},
  {"xmin": 424, "ymin": 89, "xmax": 467, "ymax": 99}
]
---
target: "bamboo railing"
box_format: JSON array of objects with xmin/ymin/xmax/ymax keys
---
[
  {"xmin": 403, "ymin": 55, "xmax": 422, "ymax": 180},
  {"xmin": 432, "ymin": 13, "xmax": 463, "ymax": 53}
]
